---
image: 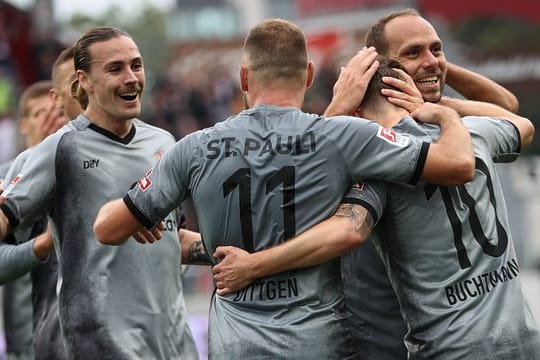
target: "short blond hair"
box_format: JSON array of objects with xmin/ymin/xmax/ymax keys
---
[{"xmin": 243, "ymin": 19, "xmax": 308, "ymax": 82}]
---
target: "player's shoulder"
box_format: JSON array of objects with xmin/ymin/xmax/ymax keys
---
[{"xmin": 133, "ymin": 118, "xmax": 176, "ymax": 142}]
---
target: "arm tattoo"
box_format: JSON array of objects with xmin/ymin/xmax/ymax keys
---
[
  {"xmin": 334, "ymin": 203, "xmax": 374, "ymax": 238},
  {"xmin": 187, "ymin": 240, "xmax": 212, "ymax": 265}
]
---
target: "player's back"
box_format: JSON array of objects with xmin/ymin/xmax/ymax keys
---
[
  {"xmin": 126, "ymin": 103, "xmax": 427, "ymax": 359},
  {"xmin": 175, "ymin": 104, "xmax": 422, "ymax": 359},
  {"xmin": 375, "ymin": 116, "xmax": 540, "ymax": 359},
  {"xmin": 196, "ymin": 105, "xmax": 356, "ymax": 359}
]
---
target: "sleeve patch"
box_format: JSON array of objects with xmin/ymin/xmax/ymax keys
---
[
  {"xmin": 2, "ymin": 174, "xmax": 22, "ymax": 197},
  {"xmin": 137, "ymin": 169, "xmax": 153, "ymax": 192},
  {"xmin": 377, "ymin": 126, "xmax": 410, "ymax": 147}
]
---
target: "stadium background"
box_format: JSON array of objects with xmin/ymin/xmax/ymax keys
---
[{"xmin": 0, "ymin": 0, "xmax": 539, "ymax": 358}]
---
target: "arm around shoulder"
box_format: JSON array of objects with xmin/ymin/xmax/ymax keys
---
[
  {"xmin": 413, "ymin": 103, "xmax": 475, "ymax": 185},
  {"xmin": 212, "ymin": 202, "xmax": 373, "ymax": 295},
  {"xmin": 439, "ymin": 97, "xmax": 535, "ymax": 147},
  {"xmin": 445, "ymin": 62, "xmax": 519, "ymax": 112}
]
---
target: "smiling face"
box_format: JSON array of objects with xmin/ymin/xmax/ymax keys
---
[
  {"xmin": 79, "ymin": 35, "xmax": 144, "ymax": 125},
  {"xmin": 384, "ymin": 15, "xmax": 447, "ymax": 103}
]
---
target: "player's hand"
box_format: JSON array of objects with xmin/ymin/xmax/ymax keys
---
[
  {"xmin": 324, "ymin": 47, "xmax": 379, "ymax": 116},
  {"xmin": 132, "ymin": 222, "xmax": 165, "ymax": 244},
  {"xmin": 0, "ymin": 179, "xmax": 5, "ymax": 204},
  {"xmin": 38, "ymin": 104, "xmax": 66, "ymax": 141},
  {"xmin": 411, "ymin": 102, "xmax": 460, "ymax": 126},
  {"xmin": 33, "ymin": 223, "xmax": 54, "ymax": 260},
  {"xmin": 212, "ymin": 246, "xmax": 256, "ymax": 295},
  {"xmin": 381, "ymin": 68, "xmax": 424, "ymax": 113}
]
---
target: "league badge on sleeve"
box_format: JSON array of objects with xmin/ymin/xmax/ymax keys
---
[
  {"xmin": 138, "ymin": 169, "xmax": 153, "ymax": 191},
  {"xmin": 376, "ymin": 126, "xmax": 410, "ymax": 147},
  {"xmin": 1, "ymin": 173, "xmax": 22, "ymax": 198}
]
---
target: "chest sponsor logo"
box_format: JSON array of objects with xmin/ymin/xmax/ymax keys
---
[{"xmin": 83, "ymin": 159, "xmax": 100, "ymax": 169}]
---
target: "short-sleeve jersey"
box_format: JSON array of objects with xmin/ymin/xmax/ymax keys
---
[
  {"xmin": 0, "ymin": 115, "xmax": 198, "ymax": 360},
  {"xmin": 2, "ymin": 147, "xmax": 66, "ymax": 359},
  {"xmin": 125, "ymin": 105, "xmax": 429, "ymax": 359},
  {"xmin": 1, "ymin": 156, "xmax": 34, "ymax": 357},
  {"xmin": 345, "ymin": 116, "xmax": 540, "ymax": 359}
]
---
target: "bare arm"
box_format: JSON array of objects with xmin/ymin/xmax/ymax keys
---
[
  {"xmin": 0, "ymin": 210, "xmax": 10, "ymax": 241},
  {"xmin": 93, "ymin": 198, "xmax": 143, "ymax": 245},
  {"xmin": 445, "ymin": 62, "xmax": 519, "ymax": 112},
  {"xmin": 439, "ymin": 97, "xmax": 534, "ymax": 147},
  {"xmin": 212, "ymin": 203, "xmax": 373, "ymax": 295},
  {"xmin": 413, "ymin": 103, "xmax": 475, "ymax": 185},
  {"xmin": 179, "ymin": 228, "xmax": 211, "ymax": 265}
]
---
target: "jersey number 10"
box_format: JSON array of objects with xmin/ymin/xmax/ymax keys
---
[{"xmin": 426, "ymin": 158, "xmax": 508, "ymax": 269}]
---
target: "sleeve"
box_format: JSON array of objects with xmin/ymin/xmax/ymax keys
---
[
  {"xmin": 342, "ymin": 180, "xmax": 387, "ymax": 225},
  {"xmin": 0, "ymin": 136, "xmax": 59, "ymax": 230},
  {"xmin": 326, "ymin": 116, "xmax": 429, "ymax": 186},
  {"xmin": 0, "ymin": 240, "xmax": 43, "ymax": 285},
  {"xmin": 463, "ymin": 116, "xmax": 521, "ymax": 163},
  {"xmin": 124, "ymin": 136, "xmax": 192, "ymax": 230}
]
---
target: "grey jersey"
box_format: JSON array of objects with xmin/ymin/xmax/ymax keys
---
[
  {"xmin": 0, "ymin": 154, "xmax": 42, "ymax": 284},
  {"xmin": 125, "ymin": 105, "xmax": 429, "ymax": 359},
  {"xmin": 0, "ymin": 115, "xmax": 198, "ymax": 360},
  {"xmin": 345, "ymin": 116, "xmax": 540, "ymax": 359},
  {"xmin": 1, "ymin": 157, "xmax": 34, "ymax": 357},
  {"xmin": 2, "ymin": 147, "xmax": 66, "ymax": 360},
  {"xmin": 341, "ymin": 236, "xmax": 407, "ymax": 360}
]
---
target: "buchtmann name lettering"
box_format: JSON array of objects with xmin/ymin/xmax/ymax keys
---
[{"xmin": 445, "ymin": 258, "xmax": 519, "ymax": 305}]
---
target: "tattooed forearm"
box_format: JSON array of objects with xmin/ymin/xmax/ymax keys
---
[
  {"xmin": 187, "ymin": 240, "xmax": 212, "ymax": 265},
  {"xmin": 334, "ymin": 203, "xmax": 374, "ymax": 238}
]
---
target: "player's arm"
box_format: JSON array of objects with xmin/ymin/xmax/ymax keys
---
[
  {"xmin": 413, "ymin": 103, "xmax": 475, "ymax": 185},
  {"xmin": 179, "ymin": 228, "xmax": 211, "ymax": 265},
  {"xmin": 438, "ymin": 98, "xmax": 534, "ymax": 147},
  {"xmin": 94, "ymin": 198, "xmax": 146, "ymax": 245},
  {"xmin": 0, "ymin": 241, "xmax": 42, "ymax": 285},
  {"xmin": 0, "ymin": 210, "xmax": 11, "ymax": 241},
  {"xmin": 445, "ymin": 62, "xmax": 519, "ymax": 112},
  {"xmin": 212, "ymin": 202, "xmax": 373, "ymax": 295}
]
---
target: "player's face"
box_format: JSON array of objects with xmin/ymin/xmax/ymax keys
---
[
  {"xmin": 384, "ymin": 15, "xmax": 447, "ymax": 103},
  {"xmin": 83, "ymin": 36, "xmax": 145, "ymax": 123},
  {"xmin": 20, "ymin": 94, "xmax": 53, "ymax": 147},
  {"xmin": 53, "ymin": 60, "xmax": 82, "ymax": 121}
]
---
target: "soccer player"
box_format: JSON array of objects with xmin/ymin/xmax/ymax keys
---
[
  {"xmin": 335, "ymin": 8, "xmax": 524, "ymax": 359},
  {"xmin": 212, "ymin": 55, "xmax": 540, "ymax": 359},
  {"xmin": 93, "ymin": 19, "xmax": 474, "ymax": 359},
  {"xmin": 1, "ymin": 80, "xmax": 58, "ymax": 360},
  {"xmin": 0, "ymin": 27, "xmax": 198, "ymax": 359}
]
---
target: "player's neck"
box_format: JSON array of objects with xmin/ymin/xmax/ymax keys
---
[
  {"xmin": 361, "ymin": 106, "xmax": 407, "ymax": 128},
  {"xmin": 247, "ymin": 83, "xmax": 305, "ymax": 109},
  {"xmin": 83, "ymin": 109, "xmax": 134, "ymax": 138}
]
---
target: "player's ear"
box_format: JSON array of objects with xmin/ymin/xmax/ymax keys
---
[
  {"xmin": 240, "ymin": 65, "xmax": 248, "ymax": 92},
  {"xmin": 306, "ymin": 61, "xmax": 315, "ymax": 89},
  {"xmin": 77, "ymin": 70, "xmax": 92, "ymax": 92}
]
